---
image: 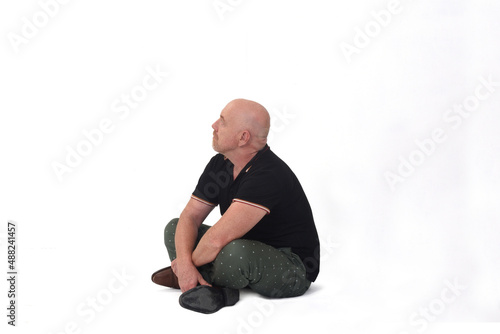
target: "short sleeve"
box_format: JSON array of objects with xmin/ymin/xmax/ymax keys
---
[
  {"xmin": 191, "ymin": 155, "xmax": 226, "ymax": 207},
  {"xmin": 233, "ymin": 169, "xmax": 282, "ymax": 214}
]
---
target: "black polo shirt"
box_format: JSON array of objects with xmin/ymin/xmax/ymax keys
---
[{"xmin": 191, "ymin": 145, "xmax": 320, "ymax": 282}]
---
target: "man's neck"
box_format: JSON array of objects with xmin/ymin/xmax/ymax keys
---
[{"xmin": 226, "ymin": 150, "xmax": 259, "ymax": 173}]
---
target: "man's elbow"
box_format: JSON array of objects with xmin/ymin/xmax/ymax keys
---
[{"xmin": 208, "ymin": 228, "xmax": 240, "ymax": 256}]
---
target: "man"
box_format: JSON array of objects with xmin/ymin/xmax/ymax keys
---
[{"xmin": 152, "ymin": 99, "xmax": 320, "ymax": 314}]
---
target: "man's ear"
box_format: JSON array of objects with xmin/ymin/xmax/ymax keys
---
[{"xmin": 238, "ymin": 131, "xmax": 251, "ymax": 147}]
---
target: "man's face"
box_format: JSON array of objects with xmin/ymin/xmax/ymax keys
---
[{"xmin": 211, "ymin": 108, "xmax": 238, "ymax": 154}]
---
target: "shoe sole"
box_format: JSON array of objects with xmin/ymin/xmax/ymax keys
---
[{"xmin": 179, "ymin": 286, "xmax": 239, "ymax": 314}]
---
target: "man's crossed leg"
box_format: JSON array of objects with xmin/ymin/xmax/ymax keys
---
[{"xmin": 152, "ymin": 218, "xmax": 311, "ymax": 313}]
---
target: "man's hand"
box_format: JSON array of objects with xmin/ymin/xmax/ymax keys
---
[{"xmin": 171, "ymin": 258, "xmax": 211, "ymax": 292}]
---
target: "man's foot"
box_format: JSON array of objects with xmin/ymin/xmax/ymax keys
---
[
  {"xmin": 179, "ymin": 286, "xmax": 239, "ymax": 314},
  {"xmin": 151, "ymin": 267, "xmax": 180, "ymax": 289}
]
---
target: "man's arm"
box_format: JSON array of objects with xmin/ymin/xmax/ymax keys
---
[
  {"xmin": 173, "ymin": 197, "xmax": 214, "ymax": 292},
  {"xmin": 191, "ymin": 201, "xmax": 267, "ymax": 267}
]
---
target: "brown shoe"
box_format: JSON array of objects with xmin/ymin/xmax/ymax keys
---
[{"xmin": 151, "ymin": 266, "xmax": 180, "ymax": 289}]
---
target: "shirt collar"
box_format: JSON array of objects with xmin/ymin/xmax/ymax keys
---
[{"xmin": 243, "ymin": 144, "xmax": 270, "ymax": 173}]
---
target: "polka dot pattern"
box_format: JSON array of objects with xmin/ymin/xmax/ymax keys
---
[{"xmin": 163, "ymin": 219, "xmax": 311, "ymax": 298}]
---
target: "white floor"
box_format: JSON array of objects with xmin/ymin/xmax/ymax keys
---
[
  {"xmin": 2, "ymin": 1, "xmax": 500, "ymax": 333},
  {"xmin": 6, "ymin": 207, "xmax": 500, "ymax": 334}
]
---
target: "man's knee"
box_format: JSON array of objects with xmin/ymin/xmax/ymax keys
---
[
  {"xmin": 213, "ymin": 240, "xmax": 253, "ymax": 273},
  {"xmin": 210, "ymin": 240, "xmax": 255, "ymax": 289},
  {"xmin": 164, "ymin": 218, "xmax": 179, "ymax": 248}
]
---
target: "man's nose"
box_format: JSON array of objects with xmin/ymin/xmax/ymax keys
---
[{"xmin": 212, "ymin": 120, "xmax": 218, "ymax": 131}]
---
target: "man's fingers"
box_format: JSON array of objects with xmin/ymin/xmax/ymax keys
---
[
  {"xmin": 198, "ymin": 275, "xmax": 212, "ymax": 287},
  {"xmin": 171, "ymin": 259, "xmax": 177, "ymax": 274},
  {"xmin": 180, "ymin": 281, "xmax": 197, "ymax": 293}
]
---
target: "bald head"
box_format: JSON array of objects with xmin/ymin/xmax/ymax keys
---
[
  {"xmin": 223, "ymin": 98, "xmax": 271, "ymax": 149},
  {"xmin": 212, "ymin": 99, "xmax": 271, "ymax": 155}
]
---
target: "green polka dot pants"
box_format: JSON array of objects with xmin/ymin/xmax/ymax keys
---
[{"xmin": 164, "ymin": 218, "xmax": 311, "ymax": 298}]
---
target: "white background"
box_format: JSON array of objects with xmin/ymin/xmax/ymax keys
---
[{"xmin": 1, "ymin": 0, "xmax": 499, "ymax": 333}]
